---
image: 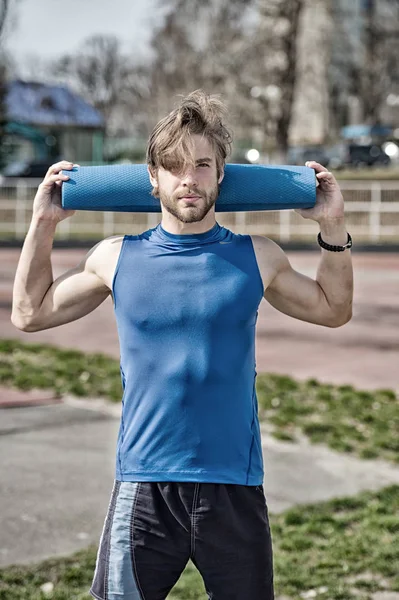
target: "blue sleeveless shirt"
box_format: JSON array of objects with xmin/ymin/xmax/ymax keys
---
[{"xmin": 112, "ymin": 222, "xmax": 265, "ymax": 485}]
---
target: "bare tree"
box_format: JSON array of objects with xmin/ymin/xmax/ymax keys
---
[
  {"xmin": 0, "ymin": 0, "xmax": 23, "ymax": 45},
  {"xmin": 252, "ymin": 0, "xmax": 305, "ymax": 156},
  {"xmin": 138, "ymin": 0, "xmax": 262, "ymax": 150},
  {"xmin": 141, "ymin": 0, "xmax": 305, "ymax": 158},
  {"xmin": 47, "ymin": 0, "xmax": 307, "ymax": 157},
  {"xmin": 361, "ymin": 0, "xmax": 399, "ymax": 125},
  {"xmin": 0, "ymin": 59, "xmax": 8, "ymax": 169},
  {"xmin": 328, "ymin": 0, "xmax": 399, "ymax": 131},
  {"xmin": 52, "ymin": 35, "xmax": 144, "ymax": 134},
  {"xmin": 0, "ymin": 0, "xmax": 19, "ymax": 169},
  {"xmin": 0, "ymin": 0, "xmax": 9, "ymax": 39}
]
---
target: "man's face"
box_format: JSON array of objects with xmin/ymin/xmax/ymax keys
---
[{"xmin": 149, "ymin": 135, "xmax": 224, "ymax": 224}]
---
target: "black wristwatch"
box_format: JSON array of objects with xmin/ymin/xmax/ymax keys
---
[{"xmin": 317, "ymin": 232, "xmax": 352, "ymax": 252}]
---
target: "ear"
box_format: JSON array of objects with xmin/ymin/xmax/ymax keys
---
[
  {"xmin": 218, "ymin": 169, "xmax": 225, "ymax": 185},
  {"xmin": 147, "ymin": 166, "xmax": 158, "ymax": 188}
]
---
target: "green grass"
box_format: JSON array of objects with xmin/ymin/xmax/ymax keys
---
[
  {"xmin": 1, "ymin": 339, "xmax": 398, "ymax": 464},
  {"xmin": 272, "ymin": 485, "xmax": 399, "ymax": 599},
  {"xmin": 0, "ymin": 339, "xmax": 123, "ymax": 401},
  {"xmin": 256, "ymin": 374, "xmax": 399, "ymax": 463},
  {"xmin": 1, "ymin": 486, "xmax": 398, "ymax": 600},
  {"xmin": 0, "ymin": 550, "xmax": 205, "ymax": 600}
]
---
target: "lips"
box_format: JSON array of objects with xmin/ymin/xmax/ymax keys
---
[{"xmin": 179, "ymin": 195, "xmax": 201, "ymax": 202}]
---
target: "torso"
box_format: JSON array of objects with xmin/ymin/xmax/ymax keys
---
[{"xmin": 110, "ymin": 223, "xmax": 265, "ymax": 485}]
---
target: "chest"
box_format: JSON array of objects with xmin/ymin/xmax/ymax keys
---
[{"xmin": 114, "ymin": 247, "xmax": 263, "ymax": 330}]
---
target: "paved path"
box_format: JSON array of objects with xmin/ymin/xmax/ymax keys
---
[
  {"xmin": 1, "ymin": 399, "xmax": 399, "ymax": 567},
  {"xmin": 1, "ymin": 249, "xmax": 399, "ymax": 392}
]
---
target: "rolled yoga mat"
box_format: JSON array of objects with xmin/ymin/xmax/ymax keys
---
[{"xmin": 62, "ymin": 163, "xmax": 316, "ymax": 213}]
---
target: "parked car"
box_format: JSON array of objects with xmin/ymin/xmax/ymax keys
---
[
  {"xmin": 287, "ymin": 145, "xmax": 330, "ymax": 167},
  {"xmin": 346, "ymin": 144, "xmax": 391, "ymax": 168},
  {"xmin": 287, "ymin": 145, "xmax": 347, "ymax": 169},
  {"xmin": 288, "ymin": 143, "xmax": 391, "ymax": 169},
  {"xmin": 1, "ymin": 160, "xmax": 56, "ymax": 178}
]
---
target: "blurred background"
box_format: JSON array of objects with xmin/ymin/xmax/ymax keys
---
[
  {"xmin": 1, "ymin": 0, "xmax": 399, "ymax": 243},
  {"xmin": 0, "ymin": 4, "xmax": 399, "ymax": 598}
]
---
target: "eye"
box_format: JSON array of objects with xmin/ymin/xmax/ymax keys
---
[{"xmin": 198, "ymin": 162, "xmax": 210, "ymax": 168}]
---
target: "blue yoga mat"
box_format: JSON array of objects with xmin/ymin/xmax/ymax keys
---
[{"xmin": 61, "ymin": 163, "xmax": 316, "ymax": 212}]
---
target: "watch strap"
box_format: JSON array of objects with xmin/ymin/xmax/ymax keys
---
[{"xmin": 317, "ymin": 232, "xmax": 352, "ymax": 252}]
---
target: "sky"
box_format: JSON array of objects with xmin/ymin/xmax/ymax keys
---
[{"xmin": 7, "ymin": 0, "xmax": 160, "ymax": 68}]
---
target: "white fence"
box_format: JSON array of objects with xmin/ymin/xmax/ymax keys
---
[{"xmin": 1, "ymin": 179, "xmax": 399, "ymax": 243}]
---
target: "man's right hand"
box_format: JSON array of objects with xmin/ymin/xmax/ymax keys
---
[{"xmin": 33, "ymin": 160, "xmax": 77, "ymax": 223}]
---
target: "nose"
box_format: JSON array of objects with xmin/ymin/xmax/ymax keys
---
[{"xmin": 181, "ymin": 166, "xmax": 198, "ymax": 188}]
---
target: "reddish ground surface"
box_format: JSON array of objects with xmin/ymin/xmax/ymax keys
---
[{"xmin": 1, "ymin": 248, "xmax": 398, "ymax": 393}]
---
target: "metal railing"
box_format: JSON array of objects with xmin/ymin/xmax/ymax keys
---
[{"xmin": 0, "ymin": 179, "xmax": 399, "ymax": 243}]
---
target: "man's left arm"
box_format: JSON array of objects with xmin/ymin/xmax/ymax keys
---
[{"xmin": 252, "ymin": 161, "xmax": 353, "ymax": 328}]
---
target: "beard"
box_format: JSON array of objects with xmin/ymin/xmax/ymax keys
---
[{"xmin": 159, "ymin": 183, "xmax": 219, "ymax": 224}]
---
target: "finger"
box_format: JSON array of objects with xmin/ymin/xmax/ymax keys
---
[
  {"xmin": 305, "ymin": 160, "xmax": 329, "ymax": 173},
  {"xmin": 46, "ymin": 161, "xmax": 75, "ymax": 176},
  {"xmin": 315, "ymin": 171, "xmax": 337, "ymax": 185},
  {"xmin": 54, "ymin": 173, "xmax": 74, "ymax": 187},
  {"xmin": 41, "ymin": 173, "xmax": 70, "ymax": 187}
]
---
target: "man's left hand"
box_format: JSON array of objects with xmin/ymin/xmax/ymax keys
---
[{"xmin": 296, "ymin": 161, "xmax": 344, "ymax": 224}]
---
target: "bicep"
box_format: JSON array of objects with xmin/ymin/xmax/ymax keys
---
[
  {"xmin": 251, "ymin": 235, "xmax": 333, "ymax": 327},
  {"xmin": 39, "ymin": 266, "xmax": 110, "ymax": 329},
  {"xmin": 264, "ymin": 258, "xmax": 331, "ymax": 326},
  {"xmin": 33, "ymin": 243, "xmax": 111, "ymax": 331}
]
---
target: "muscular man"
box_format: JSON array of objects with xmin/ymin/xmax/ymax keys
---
[{"xmin": 12, "ymin": 90, "xmax": 353, "ymax": 600}]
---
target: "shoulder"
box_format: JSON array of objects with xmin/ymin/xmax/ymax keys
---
[
  {"xmin": 100, "ymin": 235, "xmax": 125, "ymax": 253},
  {"xmin": 89, "ymin": 235, "xmax": 124, "ymax": 258},
  {"xmin": 84, "ymin": 235, "xmax": 124, "ymax": 273},
  {"xmin": 249, "ymin": 235, "xmax": 291, "ymax": 290},
  {"xmin": 250, "ymin": 235, "xmax": 289, "ymax": 269}
]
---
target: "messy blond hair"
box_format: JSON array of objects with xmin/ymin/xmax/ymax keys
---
[{"xmin": 146, "ymin": 90, "xmax": 232, "ymax": 189}]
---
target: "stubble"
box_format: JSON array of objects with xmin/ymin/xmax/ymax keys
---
[{"xmin": 159, "ymin": 184, "xmax": 219, "ymax": 224}]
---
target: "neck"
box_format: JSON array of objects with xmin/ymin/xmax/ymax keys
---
[{"xmin": 160, "ymin": 208, "xmax": 217, "ymax": 235}]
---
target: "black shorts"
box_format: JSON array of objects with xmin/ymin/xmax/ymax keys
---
[{"xmin": 90, "ymin": 481, "xmax": 274, "ymax": 600}]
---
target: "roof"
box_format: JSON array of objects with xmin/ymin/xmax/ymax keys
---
[{"xmin": 7, "ymin": 80, "xmax": 105, "ymax": 129}]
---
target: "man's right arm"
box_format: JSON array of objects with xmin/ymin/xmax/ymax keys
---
[
  {"xmin": 11, "ymin": 160, "xmax": 112, "ymax": 332},
  {"xmin": 11, "ymin": 221, "xmax": 111, "ymax": 332}
]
